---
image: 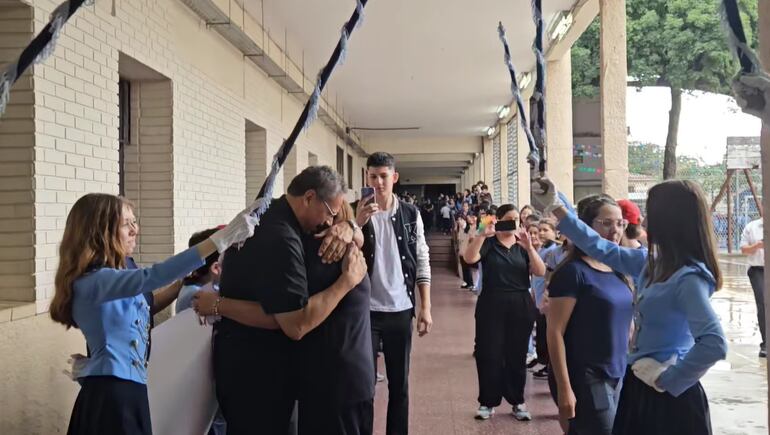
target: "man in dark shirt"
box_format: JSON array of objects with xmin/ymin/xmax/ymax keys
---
[{"xmin": 215, "ymin": 166, "xmax": 364, "ymax": 435}]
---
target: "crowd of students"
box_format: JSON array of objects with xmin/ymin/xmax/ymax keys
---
[
  {"xmin": 443, "ymin": 176, "xmax": 730, "ymax": 435},
  {"xmin": 49, "ymin": 152, "xmax": 740, "ymax": 435}
]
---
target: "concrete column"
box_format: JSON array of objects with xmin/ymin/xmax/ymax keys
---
[
  {"xmin": 759, "ymin": 0, "xmax": 770, "ymax": 425},
  {"xmin": 599, "ymin": 0, "xmax": 628, "ymax": 198},
  {"xmin": 516, "ymin": 107, "xmax": 532, "ymax": 206},
  {"xmin": 546, "ymin": 49, "xmax": 575, "ymax": 203}
]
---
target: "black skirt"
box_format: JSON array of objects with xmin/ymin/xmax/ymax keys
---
[
  {"xmin": 67, "ymin": 376, "xmax": 152, "ymax": 435},
  {"xmin": 613, "ymin": 366, "xmax": 712, "ymax": 435}
]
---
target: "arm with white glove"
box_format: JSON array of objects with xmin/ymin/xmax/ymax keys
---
[
  {"xmin": 208, "ymin": 197, "xmax": 267, "ymax": 254},
  {"xmin": 732, "ymin": 72, "xmax": 770, "ymax": 125}
]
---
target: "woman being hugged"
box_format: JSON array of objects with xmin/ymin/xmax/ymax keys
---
[
  {"xmin": 50, "ymin": 193, "xmax": 260, "ymax": 435},
  {"xmin": 533, "ymin": 179, "xmax": 727, "ymax": 435}
]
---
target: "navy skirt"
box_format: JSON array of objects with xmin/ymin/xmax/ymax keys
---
[
  {"xmin": 612, "ymin": 366, "xmax": 712, "ymax": 435},
  {"xmin": 67, "ymin": 376, "xmax": 152, "ymax": 435}
]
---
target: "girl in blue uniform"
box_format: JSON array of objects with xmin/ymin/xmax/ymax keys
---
[
  {"xmin": 49, "ymin": 193, "xmax": 260, "ymax": 435},
  {"xmin": 534, "ymin": 179, "xmax": 727, "ymax": 435}
]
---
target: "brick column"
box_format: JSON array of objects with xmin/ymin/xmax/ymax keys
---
[{"xmin": 599, "ymin": 0, "xmax": 629, "ymax": 199}]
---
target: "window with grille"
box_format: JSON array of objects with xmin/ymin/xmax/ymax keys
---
[
  {"xmin": 492, "ymin": 134, "xmax": 502, "ymax": 205},
  {"xmin": 506, "ymin": 117, "xmax": 518, "ymax": 206}
]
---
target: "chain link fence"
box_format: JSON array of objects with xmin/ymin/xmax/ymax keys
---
[{"xmin": 628, "ymin": 158, "xmax": 762, "ymax": 253}]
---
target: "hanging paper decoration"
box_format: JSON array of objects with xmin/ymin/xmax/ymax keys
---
[
  {"xmin": 497, "ymin": 22, "xmax": 539, "ymax": 168},
  {"xmin": 0, "ymin": 0, "xmax": 94, "ymax": 116},
  {"xmin": 530, "ymin": 0, "xmax": 547, "ymax": 174},
  {"xmin": 252, "ymin": 0, "xmax": 366, "ymax": 217}
]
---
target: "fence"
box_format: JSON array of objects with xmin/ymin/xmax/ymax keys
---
[{"xmin": 628, "ymin": 163, "xmax": 762, "ymax": 253}]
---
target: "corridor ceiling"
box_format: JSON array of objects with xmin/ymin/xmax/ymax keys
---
[{"xmin": 242, "ymin": 0, "xmax": 584, "ymax": 180}]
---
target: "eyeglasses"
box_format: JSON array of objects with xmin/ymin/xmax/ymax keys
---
[
  {"xmin": 321, "ymin": 199, "xmax": 339, "ymax": 218},
  {"xmin": 593, "ymin": 218, "xmax": 628, "ymax": 230}
]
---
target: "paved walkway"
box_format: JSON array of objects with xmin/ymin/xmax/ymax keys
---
[{"xmin": 371, "ymin": 250, "xmax": 768, "ymax": 434}]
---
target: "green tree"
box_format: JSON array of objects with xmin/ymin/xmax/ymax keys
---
[{"xmin": 572, "ymin": 0, "xmax": 758, "ymax": 179}]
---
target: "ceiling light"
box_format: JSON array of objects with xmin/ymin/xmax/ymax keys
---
[
  {"xmin": 486, "ymin": 126, "xmax": 496, "ymax": 137},
  {"xmin": 498, "ymin": 106, "xmax": 510, "ymax": 119},
  {"xmin": 548, "ymin": 11, "xmax": 573, "ymax": 42}
]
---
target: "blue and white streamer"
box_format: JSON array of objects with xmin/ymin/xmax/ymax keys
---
[
  {"xmin": 0, "ymin": 0, "xmax": 94, "ymax": 116},
  {"xmin": 530, "ymin": 0, "xmax": 547, "ymax": 173},
  {"xmin": 252, "ymin": 0, "xmax": 368, "ymax": 218},
  {"xmin": 497, "ymin": 22, "xmax": 540, "ymax": 167}
]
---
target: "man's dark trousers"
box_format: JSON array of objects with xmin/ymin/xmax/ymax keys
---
[{"xmin": 371, "ymin": 309, "xmax": 413, "ymax": 435}]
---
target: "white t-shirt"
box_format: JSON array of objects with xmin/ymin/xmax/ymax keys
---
[
  {"xmin": 741, "ymin": 218, "xmax": 764, "ymax": 267},
  {"xmin": 369, "ymin": 198, "xmax": 413, "ymax": 312},
  {"xmin": 440, "ymin": 205, "xmax": 452, "ymax": 219}
]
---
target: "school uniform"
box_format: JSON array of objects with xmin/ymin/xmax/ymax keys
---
[
  {"xmin": 67, "ymin": 249, "xmax": 204, "ymax": 435},
  {"xmin": 548, "ymin": 259, "xmax": 634, "ymax": 435},
  {"xmin": 557, "ymin": 213, "xmax": 728, "ymax": 435}
]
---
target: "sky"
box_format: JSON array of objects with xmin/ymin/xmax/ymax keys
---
[{"xmin": 626, "ymin": 86, "xmax": 763, "ymax": 165}]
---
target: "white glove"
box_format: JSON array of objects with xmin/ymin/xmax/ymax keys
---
[
  {"xmin": 210, "ymin": 198, "xmax": 267, "ymax": 253},
  {"xmin": 63, "ymin": 353, "xmax": 89, "ymax": 381},
  {"xmin": 631, "ymin": 355, "xmax": 677, "ymax": 393},
  {"xmin": 530, "ymin": 177, "xmax": 560, "ymax": 214},
  {"xmin": 732, "ymin": 71, "xmax": 770, "ymax": 124}
]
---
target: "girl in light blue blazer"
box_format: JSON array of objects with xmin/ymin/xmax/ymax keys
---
[{"xmin": 50, "ymin": 193, "xmax": 260, "ymax": 435}]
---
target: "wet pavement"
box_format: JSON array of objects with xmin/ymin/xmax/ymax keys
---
[
  {"xmin": 704, "ymin": 257, "xmax": 768, "ymax": 435},
  {"xmin": 372, "ymin": 250, "xmax": 769, "ymax": 434}
]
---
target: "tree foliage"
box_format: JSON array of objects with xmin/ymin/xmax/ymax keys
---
[{"xmin": 572, "ymin": 0, "xmax": 758, "ymax": 96}]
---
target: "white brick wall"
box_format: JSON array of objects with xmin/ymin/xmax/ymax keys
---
[
  {"xmin": 0, "ymin": 0, "xmax": 356, "ymax": 311},
  {"xmin": 124, "ymin": 80, "xmax": 174, "ymax": 265}
]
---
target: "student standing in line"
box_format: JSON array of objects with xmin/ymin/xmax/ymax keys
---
[
  {"xmin": 533, "ymin": 178, "xmax": 727, "ymax": 435},
  {"xmin": 547, "ymin": 195, "xmax": 634, "ymax": 434},
  {"xmin": 354, "ymin": 152, "xmax": 432, "ymax": 435},
  {"xmin": 740, "ymin": 210, "xmax": 766, "ymax": 358},
  {"xmin": 530, "ymin": 218, "xmax": 560, "ymax": 380},
  {"xmin": 50, "ymin": 193, "xmax": 260, "ymax": 435},
  {"xmin": 464, "ymin": 204, "xmax": 545, "ymax": 422}
]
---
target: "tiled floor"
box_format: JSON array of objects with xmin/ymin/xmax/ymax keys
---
[{"xmin": 372, "ymin": 248, "xmax": 768, "ymax": 435}]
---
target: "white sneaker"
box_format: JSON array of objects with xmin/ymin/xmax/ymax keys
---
[
  {"xmin": 512, "ymin": 403, "xmax": 532, "ymax": 421},
  {"xmin": 475, "ymin": 406, "xmax": 495, "ymax": 420}
]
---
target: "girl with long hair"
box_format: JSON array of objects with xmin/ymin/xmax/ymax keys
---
[
  {"xmin": 534, "ymin": 179, "xmax": 727, "ymax": 435},
  {"xmin": 546, "ymin": 195, "xmax": 634, "ymax": 434},
  {"xmin": 50, "ymin": 193, "xmax": 260, "ymax": 435}
]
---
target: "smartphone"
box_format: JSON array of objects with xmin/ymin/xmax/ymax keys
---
[
  {"xmin": 478, "ymin": 215, "xmax": 495, "ymax": 231},
  {"xmin": 361, "ymin": 187, "xmax": 375, "ymax": 204},
  {"xmin": 495, "ymin": 220, "xmax": 517, "ymax": 232}
]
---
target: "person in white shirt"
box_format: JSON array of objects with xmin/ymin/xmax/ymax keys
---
[
  {"xmin": 440, "ymin": 202, "xmax": 453, "ymax": 235},
  {"xmin": 740, "ymin": 212, "xmax": 766, "ymax": 358}
]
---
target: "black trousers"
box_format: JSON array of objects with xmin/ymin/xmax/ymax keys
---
[
  {"xmin": 67, "ymin": 376, "xmax": 152, "ymax": 435},
  {"xmin": 474, "ymin": 291, "xmax": 536, "ymax": 407},
  {"xmin": 298, "ymin": 399, "xmax": 373, "ymax": 435},
  {"xmin": 747, "ymin": 266, "xmax": 767, "ymax": 346},
  {"xmin": 613, "ymin": 366, "xmax": 712, "ymax": 435},
  {"xmin": 461, "ymin": 263, "xmax": 474, "ymax": 287},
  {"xmin": 213, "ymin": 328, "xmax": 296, "ymax": 435},
  {"xmin": 535, "ymin": 313, "xmax": 549, "ymax": 366},
  {"xmin": 371, "ymin": 309, "xmax": 413, "ymax": 435}
]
